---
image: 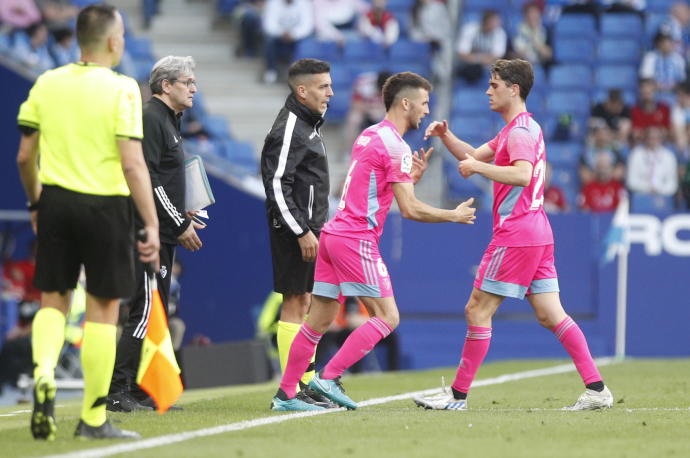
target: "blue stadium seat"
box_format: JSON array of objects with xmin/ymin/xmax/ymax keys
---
[
  {"xmin": 444, "ymin": 160, "xmax": 483, "ymax": 198},
  {"xmin": 631, "ymin": 193, "xmax": 674, "ymax": 214},
  {"xmin": 549, "ymin": 166, "xmax": 578, "ymax": 206},
  {"xmin": 594, "ymin": 65, "xmax": 638, "ymax": 92},
  {"xmin": 343, "ymin": 39, "xmax": 386, "ymax": 61},
  {"xmin": 327, "ymin": 63, "xmax": 352, "ymax": 89},
  {"xmin": 389, "ymin": 40, "xmax": 431, "ymax": 61},
  {"xmin": 548, "ymin": 141, "xmax": 581, "ymax": 167},
  {"xmin": 386, "ymin": 61, "xmax": 431, "ymax": 79},
  {"xmin": 222, "ymin": 140, "xmax": 258, "ymax": 174},
  {"xmin": 204, "ymin": 115, "xmax": 232, "ymax": 141},
  {"xmin": 593, "ymin": 89, "xmax": 636, "ymax": 106},
  {"xmin": 450, "ymin": 115, "xmax": 496, "ymax": 139},
  {"xmin": 294, "ymin": 38, "xmax": 341, "ymax": 62},
  {"xmin": 387, "ymin": 0, "xmax": 415, "ymax": 10},
  {"xmin": 216, "ymin": 0, "xmax": 240, "ymax": 15},
  {"xmin": 645, "ymin": 12, "xmax": 667, "ymax": 43},
  {"xmin": 452, "ymin": 88, "xmax": 488, "ymax": 115},
  {"xmin": 554, "ymin": 14, "xmax": 597, "ymax": 40},
  {"xmin": 598, "ymin": 38, "xmax": 641, "ymax": 65},
  {"xmin": 326, "ymin": 90, "xmax": 351, "ymax": 123},
  {"xmin": 546, "ymin": 90, "xmax": 591, "ymax": 117},
  {"xmin": 600, "ymin": 14, "xmax": 643, "ymax": 40},
  {"xmin": 463, "ymin": 0, "xmax": 506, "ymax": 12},
  {"xmin": 646, "ymin": 0, "xmax": 675, "ymax": 13},
  {"xmin": 126, "ymin": 37, "xmax": 154, "ymax": 60},
  {"xmin": 554, "ymin": 38, "xmax": 595, "ymax": 64},
  {"xmin": 548, "ymin": 64, "xmax": 593, "ymax": 91}
]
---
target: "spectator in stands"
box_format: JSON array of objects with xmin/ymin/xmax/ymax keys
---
[
  {"xmin": 0, "ymin": 0, "xmax": 41, "ymax": 29},
  {"xmin": 455, "ymin": 9, "xmax": 507, "ymax": 83},
  {"xmin": 639, "ymin": 32, "xmax": 686, "ymax": 104},
  {"xmin": 671, "ymin": 81, "xmax": 690, "ymax": 157},
  {"xmin": 631, "ymin": 78, "xmax": 671, "ymax": 143},
  {"xmin": 12, "ymin": 22, "xmax": 55, "ymax": 73},
  {"xmin": 314, "ymin": 0, "xmax": 367, "ymax": 45},
  {"xmin": 2, "ymin": 240, "xmax": 40, "ymax": 303},
  {"xmin": 578, "ymin": 153, "xmax": 625, "ymax": 212},
  {"xmin": 358, "ymin": 0, "xmax": 399, "ymax": 48},
  {"xmin": 49, "ymin": 27, "xmax": 79, "ymax": 67},
  {"xmin": 409, "ymin": 0, "xmax": 451, "ymax": 80},
  {"xmin": 543, "ymin": 163, "xmax": 569, "ymax": 213},
  {"xmin": 579, "ymin": 121, "xmax": 626, "ymax": 185},
  {"xmin": 235, "ymin": 0, "xmax": 265, "ymax": 58},
  {"xmin": 627, "ymin": 126, "xmax": 678, "ymax": 197},
  {"xmin": 512, "ymin": 2, "xmax": 552, "ymax": 71},
  {"xmin": 261, "ymin": 0, "xmax": 314, "ymax": 84},
  {"xmin": 343, "ymin": 70, "xmax": 390, "ymax": 158},
  {"xmin": 591, "ymin": 89, "xmax": 632, "ymax": 146},
  {"xmin": 660, "ymin": 1, "xmax": 690, "ymax": 62}
]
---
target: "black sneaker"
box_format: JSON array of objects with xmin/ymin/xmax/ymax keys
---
[
  {"xmin": 297, "ymin": 388, "xmax": 338, "ymax": 409},
  {"xmin": 31, "ymin": 377, "xmax": 57, "ymax": 440},
  {"xmin": 106, "ymin": 392, "xmax": 154, "ymax": 413},
  {"xmin": 138, "ymin": 396, "xmax": 183, "ymax": 411},
  {"xmin": 74, "ymin": 419, "xmax": 141, "ymax": 440}
]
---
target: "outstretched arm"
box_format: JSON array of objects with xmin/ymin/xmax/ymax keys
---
[{"xmin": 424, "ymin": 120, "xmax": 495, "ymax": 163}]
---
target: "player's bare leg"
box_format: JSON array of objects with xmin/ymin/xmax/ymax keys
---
[{"xmin": 528, "ymin": 292, "xmax": 613, "ymax": 410}]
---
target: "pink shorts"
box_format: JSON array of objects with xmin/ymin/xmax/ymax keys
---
[
  {"xmin": 312, "ymin": 232, "xmax": 394, "ymax": 299},
  {"xmin": 473, "ymin": 244, "xmax": 559, "ymax": 299}
]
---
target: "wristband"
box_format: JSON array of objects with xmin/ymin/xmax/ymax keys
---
[{"xmin": 27, "ymin": 202, "xmax": 39, "ymax": 211}]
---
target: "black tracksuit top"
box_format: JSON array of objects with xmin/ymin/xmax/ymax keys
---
[
  {"xmin": 261, "ymin": 94, "xmax": 330, "ymax": 237},
  {"xmin": 138, "ymin": 96, "xmax": 191, "ymax": 245}
]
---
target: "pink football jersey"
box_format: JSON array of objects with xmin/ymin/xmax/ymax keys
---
[
  {"xmin": 324, "ymin": 120, "xmax": 413, "ymax": 242},
  {"xmin": 486, "ymin": 112, "xmax": 554, "ymax": 246}
]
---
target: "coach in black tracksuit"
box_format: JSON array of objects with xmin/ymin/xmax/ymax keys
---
[
  {"xmin": 261, "ymin": 59, "xmax": 333, "ymax": 402},
  {"xmin": 108, "ymin": 56, "xmax": 203, "ymax": 412}
]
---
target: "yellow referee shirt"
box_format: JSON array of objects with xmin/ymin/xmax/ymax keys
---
[{"xmin": 17, "ymin": 62, "xmax": 143, "ymax": 196}]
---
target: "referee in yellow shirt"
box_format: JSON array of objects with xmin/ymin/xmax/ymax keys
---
[{"xmin": 16, "ymin": 4, "xmax": 160, "ymax": 440}]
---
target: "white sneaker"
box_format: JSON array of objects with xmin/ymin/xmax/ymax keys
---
[
  {"xmin": 413, "ymin": 380, "xmax": 467, "ymax": 411},
  {"xmin": 563, "ymin": 386, "xmax": 613, "ymax": 411}
]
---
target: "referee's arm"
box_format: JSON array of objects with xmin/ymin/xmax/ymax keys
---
[
  {"xmin": 16, "ymin": 130, "xmax": 41, "ymax": 233},
  {"xmin": 118, "ymin": 138, "xmax": 161, "ymax": 267}
]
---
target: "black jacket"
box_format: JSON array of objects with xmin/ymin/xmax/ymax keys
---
[
  {"xmin": 261, "ymin": 94, "xmax": 330, "ymax": 237},
  {"xmin": 138, "ymin": 97, "xmax": 191, "ymax": 245}
]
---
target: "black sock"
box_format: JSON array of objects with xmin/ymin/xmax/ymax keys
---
[
  {"xmin": 586, "ymin": 381, "xmax": 605, "ymax": 392},
  {"xmin": 275, "ymin": 388, "xmax": 289, "ymax": 401},
  {"xmin": 451, "ymin": 388, "xmax": 467, "ymax": 400}
]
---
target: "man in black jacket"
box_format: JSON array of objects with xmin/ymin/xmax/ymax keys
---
[
  {"xmin": 261, "ymin": 59, "xmax": 334, "ymax": 406},
  {"xmin": 108, "ymin": 55, "xmax": 204, "ymax": 412}
]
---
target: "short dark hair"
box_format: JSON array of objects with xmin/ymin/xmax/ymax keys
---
[
  {"xmin": 490, "ymin": 59, "xmax": 533, "ymax": 101},
  {"xmin": 287, "ymin": 58, "xmax": 330, "ymax": 92},
  {"xmin": 76, "ymin": 3, "xmax": 118, "ymax": 50},
  {"xmin": 382, "ymin": 72, "xmax": 432, "ymax": 111}
]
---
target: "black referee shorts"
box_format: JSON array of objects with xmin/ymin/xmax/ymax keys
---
[
  {"xmin": 34, "ymin": 185, "xmax": 136, "ymax": 298},
  {"xmin": 268, "ymin": 216, "xmax": 318, "ymax": 295}
]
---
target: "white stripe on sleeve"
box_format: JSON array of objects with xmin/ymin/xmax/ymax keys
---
[{"xmin": 271, "ymin": 112, "xmax": 303, "ymax": 235}]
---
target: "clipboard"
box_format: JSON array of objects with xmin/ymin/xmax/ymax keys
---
[{"xmin": 184, "ymin": 155, "xmax": 215, "ymax": 211}]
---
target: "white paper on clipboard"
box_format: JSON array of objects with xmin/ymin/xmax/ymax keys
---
[{"xmin": 184, "ymin": 155, "xmax": 215, "ymax": 212}]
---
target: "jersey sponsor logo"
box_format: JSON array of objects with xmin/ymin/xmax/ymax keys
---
[
  {"xmin": 356, "ymin": 135, "xmax": 371, "ymax": 147},
  {"xmin": 401, "ymin": 151, "xmax": 412, "ymax": 174}
]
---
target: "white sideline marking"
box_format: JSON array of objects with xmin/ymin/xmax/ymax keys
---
[{"xmin": 45, "ymin": 358, "xmax": 619, "ymax": 458}]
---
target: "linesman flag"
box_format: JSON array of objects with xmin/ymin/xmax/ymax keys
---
[{"xmin": 136, "ymin": 274, "xmax": 183, "ymax": 413}]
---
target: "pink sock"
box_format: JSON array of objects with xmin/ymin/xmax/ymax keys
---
[
  {"xmin": 553, "ymin": 316, "xmax": 602, "ymax": 385},
  {"xmin": 279, "ymin": 324, "xmax": 322, "ymax": 398},
  {"xmin": 321, "ymin": 317, "xmax": 392, "ymax": 380},
  {"xmin": 451, "ymin": 326, "xmax": 492, "ymax": 394}
]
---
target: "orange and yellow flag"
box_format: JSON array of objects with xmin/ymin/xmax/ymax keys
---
[{"xmin": 136, "ymin": 281, "xmax": 183, "ymax": 413}]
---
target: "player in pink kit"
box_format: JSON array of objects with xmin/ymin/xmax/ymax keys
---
[
  {"xmin": 413, "ymin": 59, "xmax": 613, "ymax": 411},
  {"xmin": 271, "ymin": 72, "xmax": 477, "ymax": 411}
]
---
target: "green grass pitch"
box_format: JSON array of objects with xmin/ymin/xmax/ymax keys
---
[{"xmin": 0, "ymin": 359, "xmax": 688, "ymax": 457}]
